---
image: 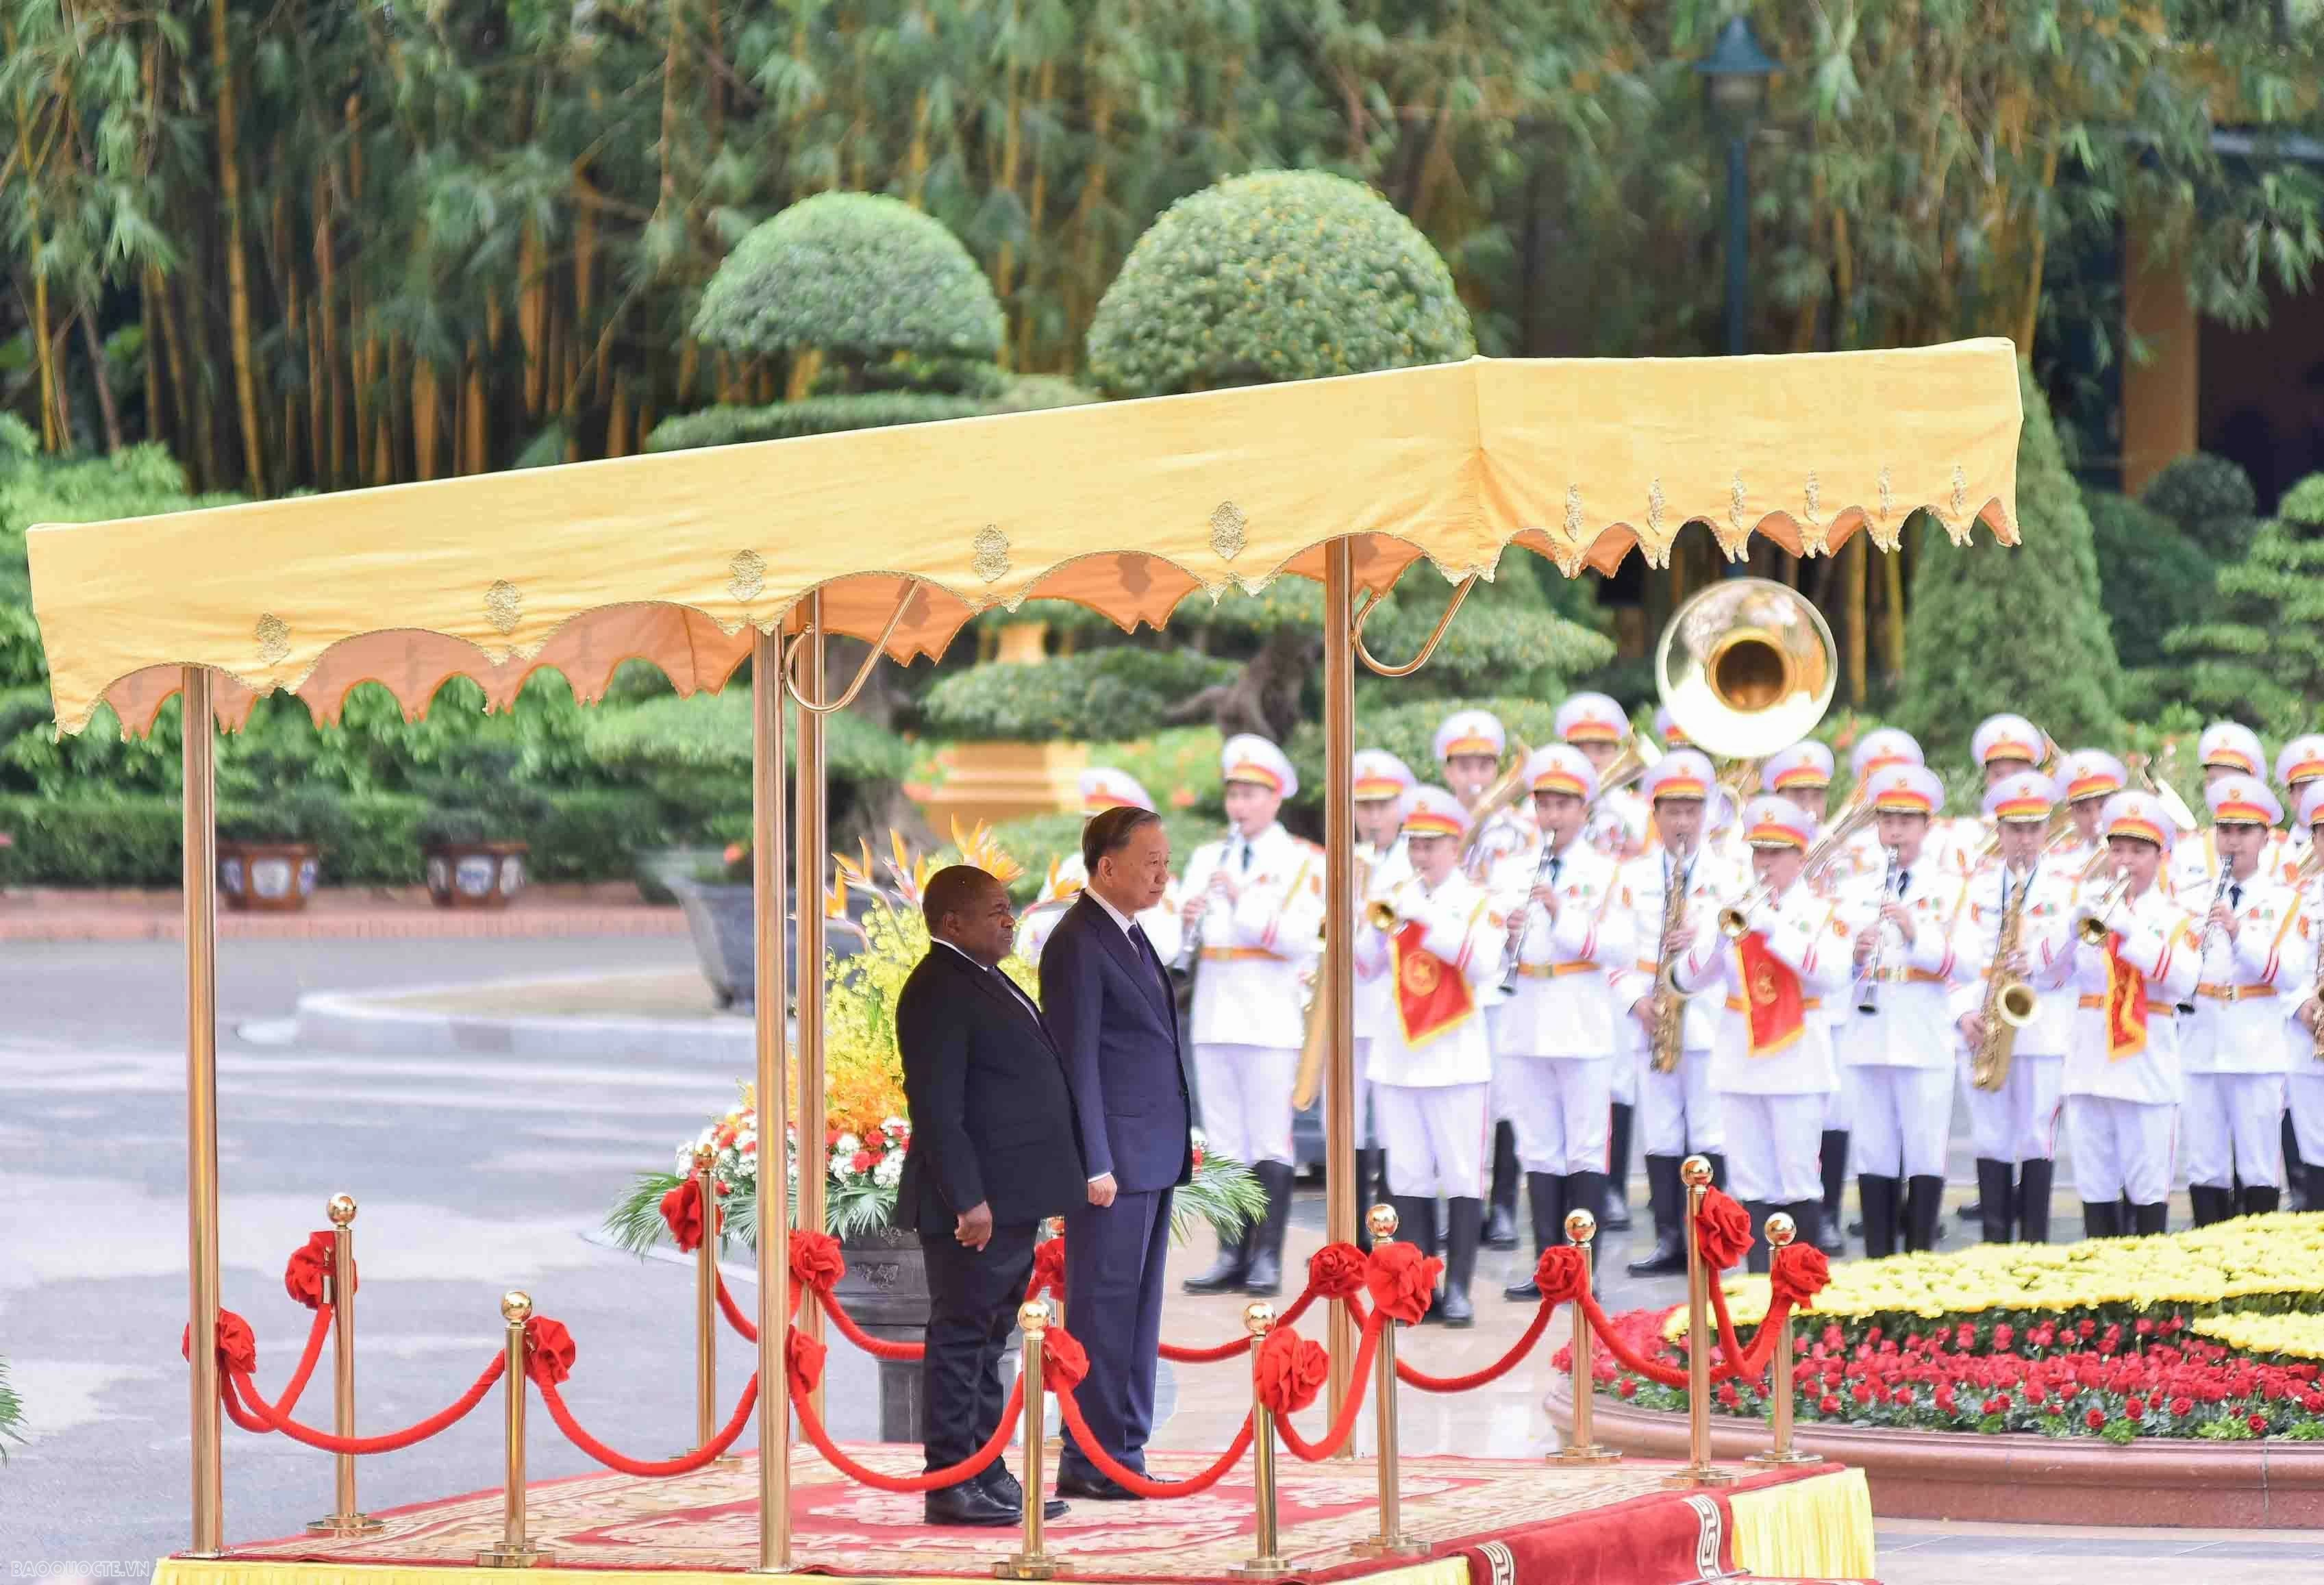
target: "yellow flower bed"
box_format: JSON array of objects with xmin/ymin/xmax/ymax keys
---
[
  {"xmin": 2190, "ymin": 1312, "xmax": 2324, "ymax": 1362},
  {"xmin": 1669, "ymin": 1213, "xmax": 2324, "ymax": 1340}
]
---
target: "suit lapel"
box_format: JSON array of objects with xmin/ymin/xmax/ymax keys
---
[
  {"xmin": 940, "ymin": 944, "xmax": 1057, "ymax": 1051},
  {"xmin": 1079, "ymin": 895, "xmax": 1175, "ymax": 1028}
]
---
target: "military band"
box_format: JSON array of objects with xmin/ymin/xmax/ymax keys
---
[{"xmin": 1069, "ymin": 670, "xmax": 2324, "ymax": 1299}]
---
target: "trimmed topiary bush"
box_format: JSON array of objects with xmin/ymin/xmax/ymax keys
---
[
  {"xmin": 2082, "ymin": 488, "xmax": 2216, "ymax": 671},
  {"xmin": 921, "ymin": 649, "xmax": 1240, "ymax": 742},
  {"xmin": 1896, "ymin": 361, "xmax": 2123, "ymax": 761},
  {"xmin": 1084, "ymin": 171, "xmax": 1476, "ymax": 398},
  {"xmin": 2141, "ymin": 452, "xmax": 2260, "ymax": 559},
  {"xmin": 2162, "ymin": 471, "xmax": 2324, "ymax": 734},
  {"xmin": 643, "ymin": 377, "xmax": 1093, "ymax": 453},
  {"xmin": 692, "ymin": 192, "xmax": 1004, "ymax": 367}
]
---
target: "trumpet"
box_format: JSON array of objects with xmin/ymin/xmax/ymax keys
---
[
  {"xmin": 1366, "ymin": 897, "xmax": 1412, "ymax": 935},
  {"xmin": 1717, "ymin": 785, "xmax": 1881, "ymax": 936},
  {"xmin": 2076, "ymin": 866, "xmax": 2132, "ymax": 945}
]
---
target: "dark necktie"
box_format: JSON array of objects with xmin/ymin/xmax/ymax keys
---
[
  {"xmin": 2230, "ymin": 882, "xmax": 2243, "ymax": 910},
  {"xmin": 1895, "ymin": 869, "xmax": 1910, "ymax": 898},
  {"xmin": 1549, "ymin": 854, "xmax": 1563, "ymax": 888},
  {"xmin": 1125, "ymin": 920, "xmax": 1167, "ymax": 993},
  {"xmin": 1238, "ymin": 840, "xmax": 1253, "ymax": 874}
]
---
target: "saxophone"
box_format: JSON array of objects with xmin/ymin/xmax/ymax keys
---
[
  {"xmin": 1648, "ymin": 846, "xmax": 1692, "ymax": 1074},
  {"xmin": 1971, "ymin": 866, "xmax": 2038, "ymax": 1092}
]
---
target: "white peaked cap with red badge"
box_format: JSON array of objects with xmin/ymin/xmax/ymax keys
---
[
  {"xmin": 1849, "ymin": 728, "xmax": 1924, "ymax": 782},
  {"xmin": 1971, "ymin": 713, "xmax": 2045, "ymax": 768},
  {"xmin": 2198, "ymin": 721, "xmax": 2266, "ymax": 776},
  {"xmin": 1642, "ymin": 749, "xmax": 1714, "ymax": 803},
  {"xmin": 1352, "ymin": 748, "xmax": 1418, "ymax": 803},
  {"xmin": 1221, "ymin": 734, "xmax": 1297, "ymax": 798},
  {"xmin": 1762, "ymin": 740, "xmax": 1835, "ymax": 792},
  {"xmin": 1555, "ymin": 692, "xmax": 1630, "ymax": 747},
  {"xmin": 1984, "ymin": 771, "xmax": 2058, "ymax": 824},
  {"xmin": 1401, "ymin": 785, "xmax": 1473, "ymax": 841},
  {"xmin": 1079, "ymin": 767, "xmax": 1155, "ymax": 815},
  {"xmin": 1865, "ymin": 763, "xmax": 1944, "ymax": 816},
  {"xmin": 1432, "ymin": 709, "xmax": 1506, "ymax": 764},
  {"xmin": 1741, "ymin": 795, "xmax": 1815, "ymax": 851},
  {"xmin": 1523, "ymin": 745, "xmax": 1600, "ymax": 801},
  {"xmin": 2206, "ymin": 775, "xmax": 2283, "ymax": 829},
  {"xmin": 2101, "ymin": 790, "xmax": 2177, "ymax": 853}
]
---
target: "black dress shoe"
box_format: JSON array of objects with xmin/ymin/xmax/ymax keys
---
[
  {"xmin": 979, "ymin": 1466, "xmax": 1068, "ymax": 1521},
  {"xmin": 1055, "ymin": 1469, "xmax": 1145, "ymax": 1501},
  {"xmin": 925, "ymin": 1482, "xmax": 1020, "ymax": 1527}
]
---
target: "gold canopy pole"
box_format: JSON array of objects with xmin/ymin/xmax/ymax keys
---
[
  {"xmin": 751, "ymin": 627, "xmax": 792, "ymax": 1573},
  {"xmin": 182, "ymin": 665, "xmax": 224, "ymax": 1555},
  {"xmin": 792, "ymin": 595, "xmax": 829, "ymax": 1421},
  {"xmin": 1321, "ymin": 541, "xmax": 1358, "ymax": 1442}
]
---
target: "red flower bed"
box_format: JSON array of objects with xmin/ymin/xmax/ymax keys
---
[{"xmin": 1555, "ymin": 1305, "xmax": 2324, "ymax": 1443}]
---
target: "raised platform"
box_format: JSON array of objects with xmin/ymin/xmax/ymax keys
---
[
  {"xmin": 1546, "ymin": 1380, "xmax": 2324, "ymax": 1527},
  {"xmin": 161, "ymin": 1445, "xmax": 1873, "ymax": 1585}
]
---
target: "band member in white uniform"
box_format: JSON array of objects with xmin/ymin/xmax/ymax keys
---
[
  {"xmin": 1359, "ymin": 786, "xmax": 1503, "ymax": 1326},
  {"xmin": 1837, "ymin": 763, "xmax": 1964, "ymax": 1257},
  {"xmin": 2180, "ymin": 775, "xmax": 2295, "ymax": 1225},
  {"xmin": 2284, "ymin": 784, "xmax": 2324, "ymax": 1213},
  {"xmin": 1014, "ymin": 768, "xmax": 1184, "ymax": 969},
  {"xmin": 1762, "ymin": 739, "xmax": 1851, "ymax": 1253},
  {"xmin": 1949, "ymin": 771, "xmax": 2076, "ymax": 1244},
  {"xmin": 1179, "ymin": 735, "xmax": 1323, "ymax": 1298},
  {"xmin": 2277, "ymin": 738, "xmax": 2324, "ymax": 1208},
  {"xmin": 1616, "ymin": 751, "xmax": 1738, "ymax": 1277},
  {"xmin": 1488, "ymin": 746, "xmax": 1632, "ymax": 1299},
  {"xmin": 2050, "ymin": 790, "xmax": 2201, "ymax": 1237},
  {"xmin": 2172, "ymin": 721, "xmax": 2277, "ymax": 897},
  {"xmin": 1562, "ymin": 691, "xmax": 1648, "ymax": 1232},
  {"xmin": 1349, "ymin": 749, "xmax": 1418, "ymax": 1229},
  {"xmin": 1435, "ymin": 708, "xmax": 1527, "ymax": 1251},
  {"xmin": 2052, "ymin": 750, "xmax": 2128, "ymax": 873},
  {"xmin": 1673, "ymin": 795, "xmax": 1849, "ymax": 1269}
]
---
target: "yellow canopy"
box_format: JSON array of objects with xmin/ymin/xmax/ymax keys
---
[{"xmin": 27, "ymin": 341, "xmax": 2022, "ymax": 735}]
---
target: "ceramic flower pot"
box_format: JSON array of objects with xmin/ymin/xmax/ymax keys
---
[
  {"xmin": 422, "ymin": 840, "xmax": 529, "ymax": 910},
  {"xmin": 217, "ymin": 841, "xmax": 320, "ymax": 913}
]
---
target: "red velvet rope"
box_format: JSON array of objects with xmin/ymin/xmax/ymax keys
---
[
  {"xmin": 538, "ymin": 1371, "xmax": 760, "ymax": 1477},
  {"xmin": 230, "ymin": 1304, "xmax": 335, "ymax": 1422},
  {"xmin": 789, "ymin": 1351, "xmax": 1027, "ymax": 1492},
  {"xmin": 1272, "ymin": 1313, "xmax": 1385, "ymax": 1462},
  {"xmin": 1054, "ymin": 1384, "xmax": 1255, "ymax": 1497},
  {"xmin": 814, "ymin": 1285, "xmax": 929, "ymax": 1362},
  {"xmin": 1397, "ymin": 1293, "xmax": 1559, "ymax": 1393},
  {"xmin": 716, "ymin": 1275, "xmax": 761, "ymax": 1343},
  {"xmin": 224, "ymin": 1355, "xmax": 504, "ymax": 1453}
]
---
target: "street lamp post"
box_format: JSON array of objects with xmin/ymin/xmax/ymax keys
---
[{"xmin": 1697, "ymin": 13, "xmax": 1777, "ymax": 579}]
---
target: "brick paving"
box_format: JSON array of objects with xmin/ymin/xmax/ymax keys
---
[{"xmin": 0, "ymin": 882, "xmax": 688, "ymax": 942}]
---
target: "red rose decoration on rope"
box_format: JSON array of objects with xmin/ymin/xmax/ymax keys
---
[
  {"xmin": 1308, "ymin": 1242, "xmax": 1368, "ymax": 1300},
  {"xmin": 659, "ymin": 1177, "xmax": 722, "ymax": 1253},
  {"xmin": 1532, "ymin": 1245, "xmax": 1588, "ymax": 1306},
  {"xmin": 1254, "ymin": 1328, "xmax": 1330, "ymax": 1415},
  {"xmin": 1693, "ymin": 1186, "xmax": 1753, "ymax": 1272},
  {"xmin": 180, "ymin": 1310, "xmax": 258, "ymax": 1375},
  {"xmin": 1032, "ymin": 1236, "xmax": 1067, "ymax": 1296},
  {"xmin": 1770, "ymin": 1242, "xmax": 1833, "ymax": 1308},
  {"xmin": 786, "ymin": 1328, "xmax": 827, "ymax": 1397},
  {"xmin": 1040, "ymin": 1325, "xmax": 1090, "ymax": 1395},
  {"xmin": 789, "ymin": 1230, "xmax": 847, "ymax": 1293},
  {"xmin": 283, "ymin": 1231, "xmax": 353, "ymax": 1310},
  {"xmin": 1365, "ymin": 1241, "xmax": 1443, "ymax": 1326},
  {"xmin": 523, "ymin": 1316, "xmax": 576, "ymax": 1386}
]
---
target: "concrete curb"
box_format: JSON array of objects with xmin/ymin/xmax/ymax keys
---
[{"xmin": 294, "ymin": 972, "xmax": 771, "ymax": 1063}]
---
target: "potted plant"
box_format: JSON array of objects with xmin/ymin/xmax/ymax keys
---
[
  {"xmin": 672, "ymin": 836, "xmax": 883, "ymax": 1011},
  {"xmin": 414, "ymin": 750, "xmax": 552, "ymax": 910},
  {"xmin": 217, "ymin": 786, "xmax": 347, "ymax": 914},
  {"xmin": 610, "ymin": 825, "xmax": 1263, "ymax": 1440}
]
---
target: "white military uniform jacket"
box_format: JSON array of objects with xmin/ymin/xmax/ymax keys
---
[
  {"xmin": 2170, "ymin": 827, "xmax": 2295, "ymax": 900},
  {"xmin": 1836, "ymin": 860, "xmax": 1965, "ymax": 1070},
  {"xmin": 1182, "ymin": 823, "xmax": 1325, "ymax": 1050},
  {"xmin": 1013, "ymin": 854, "xmax": 1184, "ymax": 968},
  {"xmin": 1586, "ymin": 787, "xmax": 1652, "ymax": 860},
  {"xmin": 1466, "ymin": 803, "xmax": 1536, "ymax": 879},
  {"xmin": 2048, "ymin": 884, "xmax": 2201, "ymax": 1105},
  {"xmin": 1356, "ymin": 871, "xmax": 1501, "ymax": 1088},
  {"xmin": 2284, "ymin": 888, "xmax": 2324, "ymax": 1066},
  {"xmin": 1672, "ymin": 880, "xmax": 1850, "ymax": 1095},
  {"xmin": 1487, "ymin": 838, "xmax": 1631, "ymax": 1060},
  {"xmin": 1610, "ymin": 845, "xmax": 1742, "ymax": 1055},
  {"xmin": 2179, "ymin": 870, "xmax": 2297, "ymax": 1075},
  {"xmin": 1352, "ymin": 836, "xmax": 1414, "ymax": 1035},
  {"xmin": 1946, "ymin": 859, "xmax": 2078, "ymax": 1059}
]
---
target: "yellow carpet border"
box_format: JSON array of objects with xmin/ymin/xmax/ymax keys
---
[
  {"xmin": 158, "ymin": 1560, "xmax": 1470, "ymax": 1585},
  {"xmin": 1730, "ymin": 1467, "xmax": 1875, "ymax": 1580}
]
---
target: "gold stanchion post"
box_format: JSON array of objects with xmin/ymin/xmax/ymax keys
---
[
  {"xmin": 306, "ymin": 1195, "xmax": 382, "ymax": 1534},
  {"xmin": 686, "ymin": 1145, "xmax": 738, "ymax": 1464},
  {"xmin": 183, "ymin": 665, "xmax": 224, "ymax": 1556},
  {"xmin": 1353, "ymin": 1205, "xmax": 1426, "ymax": 1558},
  {"xmin": 1748, "ymin": 1212, "xmax": 1821, "ymax": 1467},
  {"xmin": 750, "ymin": 626, "xmax": 792, "ymax": 1575},
  {"xmin": 1229, "ymin": 1301, "xmax": 1289, "ymax": 1579},
  {"xmin": 478, "ymin": 1291, "xmax": 550, "ymax": 1567},
  {"xmin": 793, "ymin": 599, "xmax": 829, "ymax": 1427},
  {"xmin": 1320, "ymin": 539, "xmax": 1359, "ymax": 1445},
  {"xmin": 1551, "ymin": 1208, "xmax": 1620, "ymax": 1465},
  {"xmin": 995, "ymin": 1300, "xmax": 1058, "ymax": 1581},
  {"xmin": 1664, "ymin": 1156, "xmax": 1738, "ymax": 1488}
]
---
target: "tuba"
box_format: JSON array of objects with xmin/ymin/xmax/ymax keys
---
[{"xmin": 1458, "ymin": 740, "xmax": 1537, "ymax": 875}]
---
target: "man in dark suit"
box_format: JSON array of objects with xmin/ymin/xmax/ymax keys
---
[
  {"xmin": 896, "ymin": 865, "xmax": 1088, "ymax": 1525},
  {"xmin": 1038, "ymin": 806, "xmax": 1193, "ymax": 1501}
]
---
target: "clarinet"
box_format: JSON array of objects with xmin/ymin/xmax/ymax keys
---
[
  {"xmin": 2188, "ymin": 864, "xmax": 2234, "ymax": 1014},
  {"xmin": 1857, "ymin": 845, "xmax": 1901, "ymax": 1016},
  {"xmin": 1498, "ymin": 841, "xmax": 1560, "ymax": 995},
  {"xmin": 1170, "ymin": 825, "xmax": 1240, "ymax": 978}
]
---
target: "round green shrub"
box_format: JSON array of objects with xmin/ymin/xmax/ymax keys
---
[
  {"xmin": 1084, "ymin": 171, "xmax": 1475, "ymax": 398},
  {"xmin": 692, "ymin": 192, "xmax": 1005, "ymax": 364},
  {"xmin": 921, "ymin": 648, "xmax": 1240, "ymax": 742},
  {"xmin": 2140, "ymin": 452, "xmax": 2259, "ymax": 558},
  {"xmin": 2082, "ymin": 488, "xmax": 2215, "ymax": 670}
]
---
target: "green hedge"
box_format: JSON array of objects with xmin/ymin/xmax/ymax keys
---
[
  {"xmin": 921, "ymin": 649, "xmax": 1240, "ymax": 742},
  {"xmin": 0, "ymin": 789, "xmax": 672, "ymax": 888},
  {"xmin": 644, "ymin": 377, "xmax": 1093, "ymax": 453},
  {"xmin": 2082, "ymin": 488, "xmax": 2216, "ymax": 671}
]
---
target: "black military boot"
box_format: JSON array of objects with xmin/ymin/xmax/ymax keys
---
[
  {"xmin": 1439, "ymin": 1197, "xmax": 1482, "ymax": 1328},
  {"xmin": 1625, "ymin": 1156, "xmax": 1688, "ymax": 1276},
  {"xmin": 1857, "ymin": 1173, "xmax": 1902, "ymax": 1258},
  {"xmin": 1975, "ymin": 1158, "xmax": 2014, "ymax": 1245},
  {"xmin": 2284, "ymin": 1117, "xmax": 2310, "ymax": 1212},
  {"xmin": 1503, "ymin": 1173, "xmax": 1566, "ymax": 1301},
  {"xmin": 1241, "ymin": 1160, "xmax": 1296, "ymax": 1296},
  {"xmin": 2132, "ymin": 1201, "xmax": 2169, "ymax": 1237},
  {"xmin": 1484, "ymin": 1123, "xmax": 1522, "ymax": 1251},
  {"xmin": 1181, "ymin": 1215, "xmax": 1252, "ymax": 1294},
  {"xmin": 1742, "ymin": 1199, "xmax": 1775, "ymax": 1275},
  {"xmin": 2240, "ymin": 1184, "xmax": 2282, "ymax": 1219},
  {"xmin": 1602, "ymin": 1103, "xmax": 1635, "ymax": 1230},
  {"xmin": 1817, "ymin": 1130, "xmax": 1849, "ymax": 1253},
  {"xmin": 2188, "ymin": 1184, "xmax": 2235, "ymax": 1227},
  {"xmin": 2081, "ymin": 1199, "xmax": 2123, "ymax": 1238},
  {"xmin": 2016, "ymin": 1159, "xmax": 2054, "ymax": 1243},
  {"xmin": 1904, "ymin": 1175, "xmax": 1946, "ymax": 1253},
  {"xmin": 1392, "ymin": 1196, "xmax": 1440, "ymax": 1315}
]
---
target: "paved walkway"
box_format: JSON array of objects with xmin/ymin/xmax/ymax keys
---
[{"xmin": 0, "ymin": 884, "xmax": 688, "ymax": 941}]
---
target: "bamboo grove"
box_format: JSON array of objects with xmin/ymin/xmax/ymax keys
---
[{"xmin": 4, "ymin": 1, "xmax": 2321, "ymax": 534}]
